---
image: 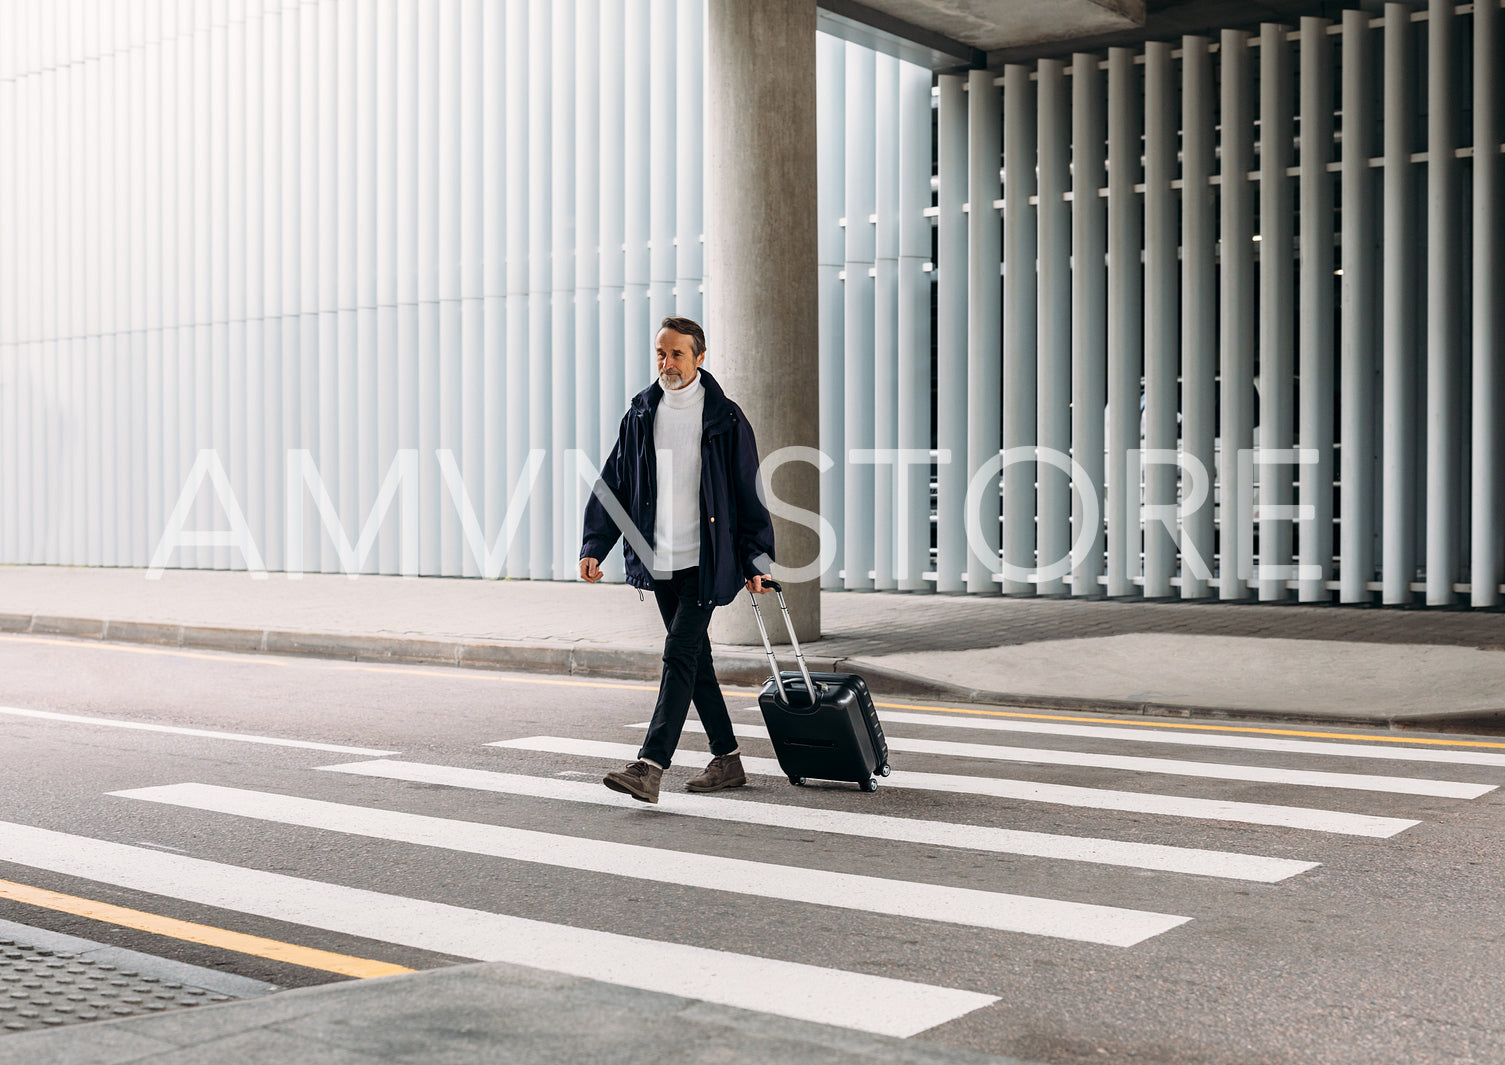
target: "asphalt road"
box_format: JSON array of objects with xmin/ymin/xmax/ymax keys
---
[{"xmin": 2, "ymin": 631, "xmax": 1504, "ymax": 1064}]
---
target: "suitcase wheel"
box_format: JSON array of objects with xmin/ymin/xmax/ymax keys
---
[
  {"xmin": 879, "ymin": 764, "xmax": 891, "ymax": 777},
  {"xmin": 788, "ymin": 776, "xmax": 806, "ymax": 787},
  {"xmin": 861, "ymin": 778, "xmax": 878, "ymax": 793}
]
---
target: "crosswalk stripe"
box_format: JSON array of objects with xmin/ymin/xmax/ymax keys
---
[
  {"xmin": 0, "ymin": 704, "xmax": 398, "ymax": 756},
  {"xmin": 0, "ymin": 819, "xmax": 996, "ymax": 1037},
  {"xmin": 113, "ymin": 783, "xmax": 1191, "ymax": 948},
  {"xmin": 318, "ymin": 759, "xmax": 1318, "ymax": 883},
  {"xmin": 488, "ymin": 737, "xmax": 1420, "ymax": 838},
  {"xmin": 845, "ymin": 709, "xmax": 1505, "ymax": 769},
  {"xmin": 657, "ymin": 721, "xmax": 1493, "ymax": 799}
]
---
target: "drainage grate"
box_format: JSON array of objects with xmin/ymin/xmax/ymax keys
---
[{"xmin": 0, "ymin": 937, "xmax": 232, "ymax": 1035}]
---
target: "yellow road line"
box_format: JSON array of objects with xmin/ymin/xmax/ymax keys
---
[
  {"xmin": 868, "ymin": 700, "xmax": 1505, "ymax": 749},
  {"xmin": 2, "ymin": 634, "xmax": 289, "ymax": 667},
  {"xmin": 1, "ymin": 634, "xmax": 656, "ymax": 690},
  {"xmin": 10, "ymin": 632, "xmax": 1501, "ymax": 748},
  {"xmin": 336, "ymin": 664, "xmax": 661, "ymax": 692},
  {"xmin": 0, "ymin": 879, "xmax": 412, "ymax": 978}
]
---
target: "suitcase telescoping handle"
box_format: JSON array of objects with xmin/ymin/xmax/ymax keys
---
[{"xmin": 746, "ymin": 579, "xmax": 818, "ymax": 708}]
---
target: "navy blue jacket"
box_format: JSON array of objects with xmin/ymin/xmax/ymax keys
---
[{"xmin": 579, "ymin": 369, "xmax": 775, "ymax": 608}]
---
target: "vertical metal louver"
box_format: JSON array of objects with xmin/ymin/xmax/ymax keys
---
[{"xmin": 840, "ymin": 2, "xmax": 1502, "ymax": 606}]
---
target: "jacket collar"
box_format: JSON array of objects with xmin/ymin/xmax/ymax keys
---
[{"xmin": 631, "ymin": 369, "xmax": 735, "ymax": 433}]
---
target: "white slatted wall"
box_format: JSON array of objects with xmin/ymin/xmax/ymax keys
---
[
  {"xmin": 893, "ymin": 1, "xmax": 1502, "ymax": 604},
  {"xmin": 2, "ymin": 1, "xmax": 1502, "ymax": 609},
  {"xmin": 0, "ymin": 0, "xmax": 715, "ymax": 579}
]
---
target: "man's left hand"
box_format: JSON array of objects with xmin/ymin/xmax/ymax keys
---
[{"xmin": 746, "ymin": 575, "xmax": 773, "ymax": 594}]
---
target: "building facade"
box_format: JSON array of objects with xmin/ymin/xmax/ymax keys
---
[{"xmin": 1, "ymin": 0, "xmax": 1501, "ymax": 610}]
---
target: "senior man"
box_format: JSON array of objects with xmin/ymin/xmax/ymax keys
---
[{"xmin": 579, "ymin": 316, "xmax": 775, "ymax": 804}]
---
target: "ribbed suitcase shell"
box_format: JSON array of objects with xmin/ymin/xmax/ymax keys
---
[{"xmin": 758, "ymin": 671, "xmax": 890, "ymax": 789}]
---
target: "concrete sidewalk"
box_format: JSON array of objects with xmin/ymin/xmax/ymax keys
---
[
  {"xmin": 3, "ymin": 564, "xmax": 1505, "ymax": 730},
  {"xmin": 0, "ymin": 948, "xmax": 1030, "ymax": 1065}
]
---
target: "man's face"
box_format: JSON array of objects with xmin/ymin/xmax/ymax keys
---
[{"xmin": 655, "ymin": 328, "xmax": 705, "ymax": 391}]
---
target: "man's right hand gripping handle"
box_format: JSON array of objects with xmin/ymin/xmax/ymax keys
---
[{"xmin": 579, "ymin": 557, "xmax": 603, "ymax": 583}]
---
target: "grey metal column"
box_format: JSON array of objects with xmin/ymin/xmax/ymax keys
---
[
  {"xmin": 1474, "ymin": 0, "xmax": 1502, "ymax": 607},
  {"xmin": 478, "ymin": 0, "xmax": 502, "ymax": 578},
  {"xmin": 1106, "ymin": 48, "xmax": 1141, "ymax": 598},
  {"xmin": 621, "ymin": 0, "xmax": 651, "ymax": 583},
  {"xmin": 219, "ymin": 3, "xmax": 241, "ymax": 572},
  {"xmin": 1426, "ymin": 0, "xmax": 1460, "ymax": 605},
  {"xmin": 394, "ymin": 0, "xmax": 417, "ymax": 578},
  {"xmin": 1258, "ymin": 23, "xmax": 1294, "ymax": 601},
  {"xmin": 873, "ymin": 55, "xmax": 900, "ymax": 592},
  {"xmin": 550, "ymin": 0, "xmax": 576, "ymax": 580},
  {"xmin": 1180, "ymin": 35, "xmax": 1215, "ymax": 600},
  {"xmin": 1142, "ymin": 41, "xmax": 1177, "ymax": 598},
  {"xmin": 596, "ymin": 0, "xmax": 626, "ymax": 583},
  {"xmin": 573, "ymin": 0, "xmax": 601, "ymax": 581},
  {"xmin": 1000, "ymin": 65, "xmax": 1035, "ymax": 595},
  {"xmin": 967, "ymin": 69, "xmax": 1002, "ymax": 595},
  {"xmin": 1071, "ymin": 53, "xmax": 1106, "ymax": 597},
  {"xmin": 706, "ymin": 0, "xmax": 819, "ymax": 642},
  {"xmin": 503, "ymin": 0, "xmax": 530, "ymax": 579},
  {"xmin": 526, "ymin": 0, "xmax": 553, "ymax": 580},
  {"xmin": 622, "ymin": 1, "xmax": 650, "ymax": 409},
  {"xmin": 896, "ymin": 60, "xmax": 932, "ymax": 592},
  {"xmin": 935, "ymin": 73, "xmax": 969, "ymax": 594},
  {"xmin": 247, "ymin": 4, "xmax": 268, "ymax": 572},
  {"xmin": 844, "ymin": 45, "xmax": 877, "ymax": 592},
  {"xmin": 1219, "ymin": 30, "xmax": 1254, "ymax": 599},
  {"xmin": 341, "ymin": 1, "xmax": 365, "ymax": 575},
  {"xmin": 0, "ymin": 7, "xmax": 13, "ymax": 563},
  {"xmin": 257, "ymin": 4, "xmax": 279, "ymax": 570},
  {"xmin": 817, "ymin": 33, "xmax": 846, "ymax": 591},
  {"xmin": 1036, "ymin": 58, "xmax": 1071, "ymax": 596},
  {"xmin": 1298, "ymin": 17, "xmax": 1334, "ymax": 602},
  {"xmin": 1339, "ymin": 8, "xmax": 1376, "ymax": 603},
  {"xmin": 439, "ymin": 0, "xmax": 464, "ymax": 576},
  {"xmin": 1382, "ymin": 2, "xmax": 1417, "ymax": 604},
  {"xmin": 648, "ymin": 0, "xmax": 676, "ymax": 326},
  {"xmin": 674, "ymin": 0, "xmax": 704, "ymax": 324}
]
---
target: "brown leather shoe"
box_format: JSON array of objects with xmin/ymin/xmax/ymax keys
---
[
  {"xmin": 603, "ymin": 760, "xmax": 663, "ymax": 804},
  {"xmin": 685, "ymin": 752, "xmax": 747, "ymax": 793}
]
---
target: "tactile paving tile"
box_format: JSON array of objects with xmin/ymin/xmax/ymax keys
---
[{"xmin": 0, "ymin": 937, "xmax": 231, "ymax": 1036}]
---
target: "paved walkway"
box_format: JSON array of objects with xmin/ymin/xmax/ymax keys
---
[
  {"xmin": 4, "ymin": 564, "xmax": 1504, "ymax": 729},
  {"xmin": 0, "ymin": 928, "xmax": 1027, "ymax": 1065}
]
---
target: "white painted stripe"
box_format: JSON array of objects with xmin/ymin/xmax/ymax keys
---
[
  {"xmin": 848, "ymin": 709, "xmax": 1505, "ymax": 769},
  {"xmin": 659, "ymin": 721, "xmax": 1493, "ymax": 800},
  {"xmin": 319, "ymin": 760, "xmax": 1317, "ymax": 882},
  {"xmin": 0, "ymin": 820, "xmax": 994, "ymax": 1037},
  {"xmin": 0, "ymin": 704, "xmax": 398, "ymax": 756},
  {"xmin": 489, "ymin": 737, "xmax": 1419, "ymax": 838},
  {"xmin": 113, "ymin": 783, "xmax": 1190, "ymax": 948}
]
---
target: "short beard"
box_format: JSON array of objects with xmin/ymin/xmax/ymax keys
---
[{"xmin": 659, "ymin": 370, "xmax": 692, "ymax": 391}]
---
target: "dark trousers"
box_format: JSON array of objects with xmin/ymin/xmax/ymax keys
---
[{"xmin": 638, "ymin": 567, "xmax": 739, "ymax": 769}]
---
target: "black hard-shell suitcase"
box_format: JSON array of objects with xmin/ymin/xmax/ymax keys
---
[{"xmin": 748, "ymin": 581, "xmax": 891, "ymax": 791}]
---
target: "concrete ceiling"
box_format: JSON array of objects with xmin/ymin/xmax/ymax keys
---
[
  {"xmin": 987, "ymin": 0, "xmax": 1360, "ymax": 61},
  {"xmin": 818, "ymin": 0, "xmax": 1376, "ymax": 67},
  {"xmin": 848, "ymin": 0, "xmax": 1147, "ymax": 51}
]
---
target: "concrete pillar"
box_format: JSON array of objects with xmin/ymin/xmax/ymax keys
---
[{"xmin": 706, "ymin": 0, "xmax": 820, "ymax": 646}]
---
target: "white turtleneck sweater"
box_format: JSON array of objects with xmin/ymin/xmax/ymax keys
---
[{"xmin": 652, "ymin": 373, "xmax": 704, "ymax": 574}]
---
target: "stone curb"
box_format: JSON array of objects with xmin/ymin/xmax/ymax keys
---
[
  {"xmin": 841, "ymin": 660, "xmax": 1505, "ymax": 733},
  {"xmin": 6, "ymin": 612, "xmax": 1503, "ymax": 733},
  {"xmin": 0, "ymin": 957, "xmax": 1041, "ymax": 1065}
]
